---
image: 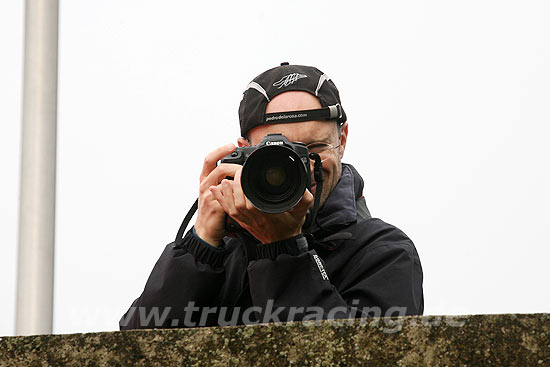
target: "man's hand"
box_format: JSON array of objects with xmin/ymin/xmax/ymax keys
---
[
  {"xmin": 209, "ymin": 165, "xmax": 314, "ymax": 244},
  {"xmin": 194, "ymin": 144, "xmax": 240, "ymax": 247}
]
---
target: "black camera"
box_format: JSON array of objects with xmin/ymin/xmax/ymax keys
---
[{"xmin": 221, "ymin": 133, "xmax": 311, "ymax": 214}]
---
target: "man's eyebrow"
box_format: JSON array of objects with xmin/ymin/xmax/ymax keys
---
[{"xmin": 304, "ymin": 138, "xmax": 333, "ymax": 145}]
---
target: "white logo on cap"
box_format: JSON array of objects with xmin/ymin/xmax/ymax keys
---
[{"xmin": 273, "ymin": 73, "xmax": 308, "ymax": 89}]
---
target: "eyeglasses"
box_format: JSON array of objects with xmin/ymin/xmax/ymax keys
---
[{"xmin": 306, "ymin": 142, "xmax": 341, "ymax": 162}]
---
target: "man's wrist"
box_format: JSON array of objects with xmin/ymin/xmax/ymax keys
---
[
  {"xmin": 256, "ymin": 234, "xmax": 309, "ymax": 260},
  {"xmin": 259, "ymin": 230, "xmax": 302, "ymax": 245},
  {"xmin": 193, "ymin": 226, "xmax": 221, "ymax": 248}
]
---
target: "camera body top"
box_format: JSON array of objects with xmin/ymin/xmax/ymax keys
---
[{"xmin": 221, "ymin": 133, "xmax": 309, "ymax": 166}]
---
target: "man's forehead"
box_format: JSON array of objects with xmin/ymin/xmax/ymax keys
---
[
  {"xmin": 248, "ymin": 120, "xmax": 338, "ymax": 145},
  {"xmin": 249, "ymin": 91, "xmax": 335, "ymax": 144},
  {"xmin": 265, "ymin": 91, "xmax": 322, "ymax": 114}
]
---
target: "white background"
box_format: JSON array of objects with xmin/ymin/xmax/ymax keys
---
[{"xmin": 1, "ymin": 1, "xmax": 549, "ymax": 336}]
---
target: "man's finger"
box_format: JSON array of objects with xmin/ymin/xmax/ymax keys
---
[
  {"xmin": 291, "ymin": 188, "xmax": 314, "ymax": 213},
  {"xmin": 199, "ymin": 144, "xmax": 235, "ymax": 182},
  {"xmin": 200, "ymin": 163, "xmax": 242, "ymax": 191},
  {"xmin": 220, "ymin": 179, "xmax": 238, "ymax": 216},
  {"xmin": 209, "ymin": 185, "xmax": 226, "ymax": 211},
  {"xmin": 233, "ymin": 167, "xmax": 248, "ymax": 212},
  {"xmin": 232, "ymin": 168, "xmax": 261, "ymax": 213},
  {"xmin": 303, "ymin": 188, "xmax": 314, "ymax": 204}
]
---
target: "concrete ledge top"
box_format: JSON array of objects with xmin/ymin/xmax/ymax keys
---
[{"xmin": 1, "ymin": 313, "xmax": 549, "ymax": 366}]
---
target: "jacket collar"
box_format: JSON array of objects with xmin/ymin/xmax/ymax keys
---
[{"xmin": 312, "ymin": 163, "xmax": 365, "ymax": 232}]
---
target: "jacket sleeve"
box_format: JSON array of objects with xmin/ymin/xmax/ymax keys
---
[
  {"xmin": 119, "ymin": 228, "xmax": 226, "ymax": 330},
  {"xmin": 247, "ymin": 233, "xmax": 423, "ymax": 323}
]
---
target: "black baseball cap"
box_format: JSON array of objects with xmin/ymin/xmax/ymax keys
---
[{"xmin": 238, "ymin": 62, "xmax": 347, "ymax": 137}]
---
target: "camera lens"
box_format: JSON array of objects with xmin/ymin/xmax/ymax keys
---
[
  {"xmin": 241, "ymin": 145, "xmax": 308, "ymax": 213},
  {"xmin": 264, "ymin": 166, "xmax": 286, "ymax": 187}
]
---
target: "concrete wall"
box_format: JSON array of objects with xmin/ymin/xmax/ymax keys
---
[{"xmin": 1, "ymin": 313, "xmax": 548, "ymax": 366}]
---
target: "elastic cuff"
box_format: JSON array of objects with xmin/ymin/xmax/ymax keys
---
[
  {"xmin": 192, "ymin": 227, "xmax": 219, "ymax": 249},
  {"xmin": 177, "ymin": 228, "xmax": 225, "ymax": 268},
  {"xmin": 256, "ymin": 234, "xmax": 309, "ymax": 260}
]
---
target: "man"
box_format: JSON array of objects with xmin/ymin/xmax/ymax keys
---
[{"xmin": 120, "ymin": 63, "xmax": 423, "ymax": 329}]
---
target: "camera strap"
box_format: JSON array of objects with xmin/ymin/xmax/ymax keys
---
[
  {"xmin": 303, "ymin": 152, "xmax": 323, "ymax": 234},
  {"xmin": 175, "ymin": 198, "xmax": 198, "ymax": 242}
]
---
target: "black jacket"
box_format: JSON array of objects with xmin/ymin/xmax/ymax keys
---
[{"xmin": 120, "ymin": 164, "xmax": 423, "ymax": 329}]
